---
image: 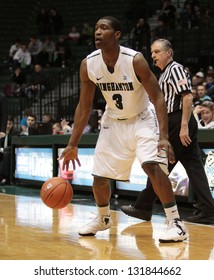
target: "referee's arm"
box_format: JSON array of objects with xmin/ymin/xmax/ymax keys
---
[{"xmin": 180, "ymin": 92, "xmax": 193, "ymax": 146}]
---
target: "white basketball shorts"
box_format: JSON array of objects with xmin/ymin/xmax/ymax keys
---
[{"xmin": 92, "ymin": 107, "xmax": 168, "ymax": 181}]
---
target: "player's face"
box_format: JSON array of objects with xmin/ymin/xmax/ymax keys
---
[
  {"xmin": 94, "ymin": 19, "xmax": 119, "ymax": 49},
  {"xmin": 151, "ymin": 42, "xmax": 171, "ymax": 70}
]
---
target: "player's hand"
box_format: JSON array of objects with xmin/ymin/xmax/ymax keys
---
[
  {"xmin": 180, "ymin": 125, "xmax": 192, "ymax": 147},
  {"xmin": 158, "ymin": 139, "xmax": 175, "ymax": 164},
  {"xmin": 58, "ymin": 145, "xmax": 81, "ymax": 171}
]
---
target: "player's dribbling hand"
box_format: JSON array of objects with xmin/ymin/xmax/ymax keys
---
[{"xmin": 58, "ymin": 145, "xmax": 81, "ymax": 170}]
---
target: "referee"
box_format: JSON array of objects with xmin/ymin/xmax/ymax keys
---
[{"xmin": 121, "ymin": 38, "xmax": 214, "ymax": 224}]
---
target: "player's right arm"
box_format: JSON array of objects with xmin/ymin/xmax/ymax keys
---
[
  {"xmin": 59, "ymin": 58, "xmax": 96, "ymax": 170},
  {"xmin": 133, "ymin": 53, "xmax": 175, "ymax": 164}
]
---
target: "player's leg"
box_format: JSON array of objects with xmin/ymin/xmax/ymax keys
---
[
  {"xmin": 78, "ymin": 176, "xmax": 113, "ymax": 236},
  {"xmin": 79, "ymin": 115, "xmax": 134, "ymax": 236},
  {"xmin": 143, "ymin": 163, "xmax": 188, "ymax": 242}
]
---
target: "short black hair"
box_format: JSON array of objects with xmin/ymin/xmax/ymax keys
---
[{"xmin": 100, "ymin": 16, "xmax": 122, "ymax": 33}]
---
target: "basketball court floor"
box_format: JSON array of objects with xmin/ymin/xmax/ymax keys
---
[{"xmin": 0, "ymin": 184, "xmax": 214, "ymax": 261}]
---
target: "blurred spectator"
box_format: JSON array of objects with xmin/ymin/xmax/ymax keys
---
[
  {"xmin": 42, "ymin": 36, "xmax": 56, "ymax": 67},
  {"xmin": 52, "ymin": 119, "xmax": 72, "ymax": 135},
  {"xmin": 201, "ymin": 2, "xmax": 214, "ymax": 28},
  {"xmin": 69, "ymin": 122, "xmax": 92, "ymax": 134},
  {"xmin": 67, "ymin": 26, "xmax": 80, "ymax": 44},
  {"xmin": 131, "ymin": 18, "xmax": 151, "ymax": 53},
  {"xmin": 159, "ymin": 0, "xmax": 177, "ymax": 29},
  {"xmin": 197, "ymin": 84, "xmax": 212, "ymax": 103},
  {"xmin": 179, "ymin": 1, "xmax": 196, "ymax": 29},
  {"xmin": 24, "ymin": 64, "xmax": 48, "ymax": 105},
  {"xmin": 42, "ymin": 113, "xmax": 54, "ymax": 124},
  {"xmin": 8, "ymin": 38, "xmax": 21, "ymax": 69},
  {"xmin": 54, "ymin": 35, "xmax": 71, "ymax": 67},
  {"xmin": 205, "ymin": 67, "xmax": 214, "ymax": 101},
  {"xmin": 50, "ymin": 7, "xmax": 64, "ymax": 35},
  {"xmin": 192, "ymin": 86, "xmax": 200, "ymax": 107},
  {"xmin": 20, "ymin": 108, "xmax": 32, "ymax": 134},
  {"xmin": 13, "ymin": 43, "xmax": 32, "ymax": 73},
  {"xmin": 52, "ymin": 122, "xmax": 62, "ymax": 134},
  {"xmin": 36, "ymin": 7, "xmax": 51, "ymax": 36},
  {"xmin": 20, "ymin": 114, "xmax": 37, "ymax": 135},
  {"xmin": 179, "ymin": 0, "xmax": 204, "ymax": 29},
  {"xmin": 0, "ymin": 116, "xmax": 19, "ymax": 185},
  {"xmin": 80, "ymin": 22, "xmax": 93, "ymax": 45},
  {"xmin": 60, "ymin": 119, "xmax": 72, "ymax": 134},
  {"xmin": 11, "ymin": 67, "xmax": 27, "ymax": 96},
  {"xmin": 206, "ymin": 80, "xmax": 214, "ymax": 102},
  {"xmin": 192, "ymin": 3, "xmax": 201, "ymax": 28},
  {"xmin": 151, "ymin": 16, "xmax": 169, "ymax": 41},
  {"xmin": 205, "ymin": 75, "xmax": 214, "ymax": 90},
  {"xmin": 193, "ymin": 101, "xmax": 214, "ymax": 129},
  {"xmin": 64, "ymin": 109, "xmax": 102, "ymax": 134},
  {"xmin": 28, "ymin": 35, "xmax": 43, "ymax": 66},
  {"xmin": 193, "ymin": 71, "xmax": 205, "ymax": 85},
  {"xmin": 206, "ymin": 65, "xmax": 214, "ymax": 76},
  {"xmin": 191, "ymin": 75, "xmax": 198, "ymax": 87}
]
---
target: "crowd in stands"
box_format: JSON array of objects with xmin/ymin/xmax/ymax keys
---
[
  {"xmin": 189, "ymin": 66, "xmax": 214, "ymax": 129},
  {"xmin": 130, "ymin": 0, "xmax": 214, "ymax": 51},
  {"xmin": 5, "ymin": 1, "xmax": 213, "ymax": 94},
  {"xmin": 126, "ymin": 1, "xmax": 214, "ymax": 131},
  {"xmin": 5, "ymin": 5, "xmax": 95, "ymax": 101},
  {"xmin": 36, "ymin": 7, "xmax": 64, "ymax": 36},
  {"xmin": 9, "ymin": 108, "xmax": 104, "ymax": 137},
  {"xmin": 3, "ymin": 2, "xmax": 214, "ymax": 129}
]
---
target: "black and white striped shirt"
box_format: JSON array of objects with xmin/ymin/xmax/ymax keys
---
[{"xmin": 159, "ymin": 61, "xmax": 192, "ymax": 114}]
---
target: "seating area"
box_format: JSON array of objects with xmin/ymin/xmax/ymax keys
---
[{"xmin": 0, "ymin": 0, "xmax": 213, "ymax": 130}]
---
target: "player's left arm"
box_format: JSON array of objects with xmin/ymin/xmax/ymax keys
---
[{"xmin": 133, "ymin": 53, "xmax": 175, "ymax": 163}]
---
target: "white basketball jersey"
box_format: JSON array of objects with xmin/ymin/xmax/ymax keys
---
[{"xmin": 87, "ymin": 46, "xmax": 150, "ymax": 119}]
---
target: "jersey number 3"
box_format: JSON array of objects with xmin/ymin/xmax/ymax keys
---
[{"xmin": 113, "ymin": 94, "xmax": 123, "ymax": 110}]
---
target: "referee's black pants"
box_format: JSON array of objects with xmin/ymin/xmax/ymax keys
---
[{"xmin": 136, "ymin": 111, "xmax": 214, "ymax": 213}]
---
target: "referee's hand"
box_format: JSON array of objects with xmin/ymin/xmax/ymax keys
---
[
  {"xmin": 180, "ymin": 126, "xmax": 192, "ymax": 147},
  {"xmin": 158, "ymin": 140, "xmax": 175, "ymax": 164}
]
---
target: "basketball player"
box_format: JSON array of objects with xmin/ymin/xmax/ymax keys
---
[
  {"xmin": 121, "ymin": 39, "xmax": 214, "ymax": 224},
  {"xmin": 59, "ymin": 16, "xmax": 188, "ymax": 242}
]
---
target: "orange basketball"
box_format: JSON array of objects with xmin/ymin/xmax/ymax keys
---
[{"xmin": 40, "ymin": 177, "xmax": 73, "ymax": 209}]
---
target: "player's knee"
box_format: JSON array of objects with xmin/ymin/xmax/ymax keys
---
[
  {"xmin": 93, "ymin": 176, "xmax": 110, "ymax": 188},
  {"xmin": 142, "ymin": 163, "xmax": 168, "ymax": 176},
  {"xmin": 142, "ymin": 163, "xmax": 159, "ymax": 177}
]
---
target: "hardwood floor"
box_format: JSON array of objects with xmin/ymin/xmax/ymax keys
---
[{"xmin": 0, "ymin": 191, "xmax": 214, "ymax": 260}]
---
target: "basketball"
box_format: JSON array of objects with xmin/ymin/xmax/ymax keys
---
[{"xmin": 40, "ymin": 177, "xmax": 73, "ymax": 209}]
